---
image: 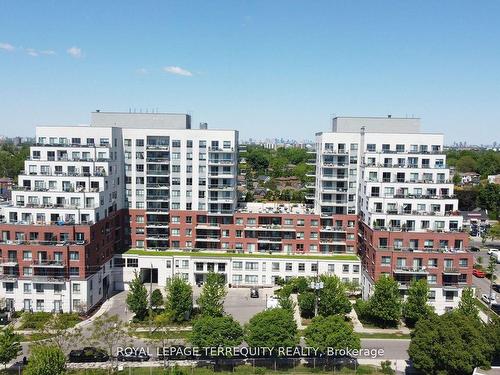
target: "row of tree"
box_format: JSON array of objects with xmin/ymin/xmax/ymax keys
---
[
  {"xmin": 0, "ymin": 143, "xmax": 30, "ymax": 180},
  {"xmin": 446, "ymin": 149, "xmax": 500, "ymax": 177}
]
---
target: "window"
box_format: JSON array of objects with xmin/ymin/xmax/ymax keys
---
[
  {"xmin": 233, "ymin": 261, "xmax": 242, "ymax": 270},
  {"xmin": 24, "ymin": 283, "xmax": 32, "ymax": 293},
  {"xmin": 459, "ymin": 258, "xmax": 468, "ymax": 268},
  {"xmin": 285, "ymin": 263, "xmax": 292, "ymax": 271},
  {"xmin": 245, "ymin": 262, "xmax": 258, "ymax": 271},
  {"xmin": 328, "ymin": 264, "xmax": 335, "ymax": 273},
  {"xmin": 367, "ymin": 144, "xmax": 376, "ymax": 152},
  {"xmin": 342, "ymin": 264, "xmax": 349, "ymax": 273},
  {"xmin": 353, "ymin": 265, "xmax": 360, "ymax": 273},
  {"xmin": 127, "ymin": 258, "xmax": 138, "ymax": 267},
  {"xmin": 136, "ymin": 139, "xmax": 144, "ymax": 147},
  {"xmin": 311, "ymin": 263, "xmax": 318, "ymax": 272},
  {"xmin": 73, "ymin": 284, "xmax": 81, "ymax": 294},
  {"xmin": 428, "ymin": 274, "xmax": 437, "ymax": 284},
  {"xmin": 381, "ymin": 256, "xmax": 391, "ymax": 265}
]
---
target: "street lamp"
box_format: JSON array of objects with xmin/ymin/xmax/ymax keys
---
[{"xmin": 310, "ymin": 281, "xmax": 324, "ymax": 316}]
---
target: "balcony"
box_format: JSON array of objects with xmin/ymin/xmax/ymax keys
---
[
  {"xmin": 196, "ymin": 236, "xmax": 221, "ymax": 242},
  {"xmin": 208, "ymin": 159, "xmax": 235, "ymax": 165},
  {"xmin": 0, "ymin": 239, "xmax": 87, "ymax": 246},
  {"xmin": 0, "ymin": 274, "xmax": 19, "ymax": 281},
  {"xmin": 208, "ymin": 184, "xmax": 234, "ymax": 190},
  {"xmin": 32, "ymin": 260, "xmax": 65, "ymax": 268},
  {"xmin": 320, "ymin": 226, "xmax": 345, "ymax": 232},
  {"xmin": 33, "ymin": 142, "xmax": 110, "ymax": 148},
  {"xmin": 196, "ymin": 224, "xmax": 221, "ymax": 230},
  {"xmin": 146, "ymin": 145, "xmax": 169, "ymax": 150},
  {"xmin": 244, "ymin": 225, "xmax": 296, "ymax": 232},
  {"xmin": 0, "ymin": 258, "xmax": 18, "ymax": 267},
  {"xmin": 442, "ymin": 268, "xmax": 461, "ymax": 275},
  {"xmin": 257, "ymin": 237, "xmax": 283, "ymax": 243},
  {"xmin": 393, "ymin": 266, "xmax": 428, "ymax": 275},
  {"xmin": 31, "ymin": 276, "xmax": 66, "ymax": 284}
]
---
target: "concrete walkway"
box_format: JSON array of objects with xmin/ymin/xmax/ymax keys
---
[
  {"xmin": 348, "ymin": 304, "xmax": 411, "ymax": 334},
  {"xmin": 291, "ymin": 294, "xmax": 306, "ymax": 330}
]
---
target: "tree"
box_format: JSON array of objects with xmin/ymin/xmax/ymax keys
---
[
  {"xmin": 477, "ymin": 183, "xmax": 500, "ymax": 219},
  {"xmin": 489, "ymin": 223, "xmax": 500, "ymax": 241},
  {"xmin": 245, "ymin": 308, "xmax": 298, "ymax": 349},
  {"xmin": 456, "ymin": 155, "xmax": 478, "ymax": 173},
  {"xmin": 151, "ymin": 288, "xmax": 164, "ymax": 309},
  {"xmin": 24, "ymin": 345, "xmax": 66, "ymax": 375},
  {"xmin": 197, "ymin": 272, "xmax": 226, "ymax": 317},
  {"xmin": 37, "ymin": 314, "xmax": 82, "ymax": 354},
  {"xmin": 409, "ymin": 312, "xmax": 492, "ymax": 375},
  {"xmin": 367, "ymin": 276, "xmax": 402, "ymax": 328},
  {"xmin": 298, "ymin": 291, "xmax": 315, "ymax": 319},
  {"xmin": 90, "ymin": 313, "xmax": 129, "ymax": 359},
  {"xmin": 317, "ymin": 275, "xmax": 351, "ymax": 316},
  {"xmin": 0, "ymin": 326, "xmax": 21, "ymax": 368},
  {"xmin": 190, "ymin": 316, "xmax": 243, "ymax": 349},
  {"xmin": 457, "ymin": 287, "xmax": 479, "ymax": 319},
  {"xmin": 304, "ymin": 315, "xmax": 360, "ymax": 353},
  {"xmin": 126, "ymin": 271, "xmax": 149, "ymax": 320},
  {"xmin": 402, "ymin": 279, "xmax": 432, "ymax": 328},
  {"xmin": 165, "ymin": 276, "xmax": 193, "ymax": 322},
  {"xmin": 276, "ymin": 288, "xmax": 295, "ymax": 312}
]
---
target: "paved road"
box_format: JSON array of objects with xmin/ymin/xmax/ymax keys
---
[{"xmin": 472, "ymin": 250, "xmax": 500, "ymax": 303}]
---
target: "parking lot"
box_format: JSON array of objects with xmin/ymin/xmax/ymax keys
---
[{"xmin": 193, "ymin": 285, "xmax": 276, "ymax": 324}]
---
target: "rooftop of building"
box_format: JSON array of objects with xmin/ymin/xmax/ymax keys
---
[
  {"xmin": 236, "ymin": 202, "xmax": 315, "ymax": 215},
  {"xmin": 90, "ymin": 110, "xmax": 191, "ymax": 130},
  {"xmin": 124, "ymin": 249, "xmax": 359, "ymax": 261}
]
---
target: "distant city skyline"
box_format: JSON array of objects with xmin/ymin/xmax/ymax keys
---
[{"xmin": 1, "ymin": 1, "xmax": 500, "ymax": 144}]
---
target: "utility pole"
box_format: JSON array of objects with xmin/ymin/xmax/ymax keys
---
[{"xmin": 149, "ymin": 263, "xmax": 153, "ymax": 334}]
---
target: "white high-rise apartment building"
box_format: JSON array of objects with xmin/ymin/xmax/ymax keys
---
[
  {"xmin": 315, "ymin": 116, "xmax": 461, "ymax": 232},
  {"xmin": 0, "ymin": 112, "xmax": 238, "ymax": 313}
]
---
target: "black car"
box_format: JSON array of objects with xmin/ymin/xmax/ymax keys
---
[
  {"xmin": 117, "ymin": 352, "xmax": 150, "ymax": 362},
  {"xmin": 493, "ymin": 284, "xmax": 500, "ymax": 293},
  {"xmin": 250, "ymin": 288, "xmax": 259, "ymax": 298},
  {"xmin": 470, "ymin": 246, "xmax": 480, "ymax": 252},
  {"xmin": 69, "ymin": 347, "xmax": 109, "ymax": 363}
]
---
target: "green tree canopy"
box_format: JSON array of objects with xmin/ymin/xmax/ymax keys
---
[
  {"xmin": 402, "ymin": 279, "xmax": 432, "ymax": 328},
  {"xmin": 197, "ymin": 272, "xmax": 227, "ymax": 317},
  {"xmin": 409, "ymin": 312, "xmax": 493, "ymax": 375},
  {"xmin": 304, "ymin": 315, "xmax": 361, "ymax": 353},
  {"xmin": 126, "ymin": 271, "xmax": 148, "ymax": 320},
  {"xmin": 166, "ymin": 276, "xmax": 193, "ymax": 322},
  {"xmin": 317, "ymin": 275, "xmax": 351, "ymax": 316},
  {"xmin": 190, "ymin": 316, "xmax": 243, "ymax": 349},
  {"xmin": 367, "ymin": 276, "xmax": 402, "ymax": 328},
  {"xmin": 151, "ymin": 288, "xmax": 164, "ymax": 309},
  {"xmin": 25, "ymin": 345, "xmax": 66, "ymax": 375},
  {"xmin": 457, "ymin": 287, "xmax": 479, "ymax": 319},
  {"xmin": 0, "ymin": 326, "xmax": 22, "ymax": 368},
  {"xmin": 245, "ymin": 308, "xmax": 298, "ymax": 349},
  {"xmin": 298, "ymin": 291, "xmax": 316, "ymax": 319}
]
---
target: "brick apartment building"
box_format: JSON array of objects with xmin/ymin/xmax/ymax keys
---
[{"xmin": 0, "ymin": 112, "xmax": 472, "ymax": 314}]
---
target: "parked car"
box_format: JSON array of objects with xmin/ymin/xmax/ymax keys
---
[
  {"xmin": 470, "ymin": 246, "xmax": 480, "ymax": 252},
  {"xmin": 481, "ymin": 293, "xmax": 497, "ymax": 305},
  {"xmin": 250, "ymin": 287, "xmax": 259, "ymax": 298},
  {"xmin": 492, "ymin": 284, "xmax": 500, "ymax": 293},
  {"xmin": 473, "ymin": 268, "xmax": 486, "ymax": 278},
  {"xmin": 487, "ymin": 248, "xmax": 499, "ymax": 256},
  {"xmin": 117, "ymin": 352, "xmax": 150, "ymax": 362},
  {"xmin": 69, "ymin": 347, "xmax": 109, "ymax": 363}
]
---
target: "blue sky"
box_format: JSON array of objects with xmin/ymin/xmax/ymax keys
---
[{"xmin": 1, "ymin": 0, "xmax": 499, "ymax": 144}]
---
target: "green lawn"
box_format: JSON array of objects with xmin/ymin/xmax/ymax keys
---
[
  {"xmin": 19, "ymin": 312, "xmax": 81, "ymax": 330},
  {"xmin": 125, "ymin": 249, "xmax": 359, "ymax": 261}
]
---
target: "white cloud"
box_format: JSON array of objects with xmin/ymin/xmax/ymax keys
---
[
  {"xmin": 163, "ymin": 66, "xmax": 193, "ymax": 76},
  {"xmin": 67, "ymin": 46, "xmax": 83, "ymax": 58},
  {"xmin": 0, "ymin": 42, "xmax": 15, "ymax": 51},
  {"xmin": 40, "ymin": 50, "xmax": 56, "ymax": 55},
  {"xmin": 26, "ymin": 48, "xmax": 39, "ymax": 57},
  {"xmin": 136, "ymin": 68, "xmax": 148, "ymax": 75}
]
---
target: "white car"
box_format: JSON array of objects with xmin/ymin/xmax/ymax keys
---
[
  {"xmin": 481, "ymin": 293, "xmax": 497, "ymax": 304},
  {"xmin": 487, "ymin": 248, "xmax": 499, "ymax": 256}
]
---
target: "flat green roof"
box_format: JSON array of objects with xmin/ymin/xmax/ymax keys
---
[{"xmin": 124, "ymin": 249, "xmax": 359, "ymax": 261}]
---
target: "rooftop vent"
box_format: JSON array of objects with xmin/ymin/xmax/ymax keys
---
[{"xmin": 200, "ymin": 122, "xmax": 208, "ymax": 129}]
